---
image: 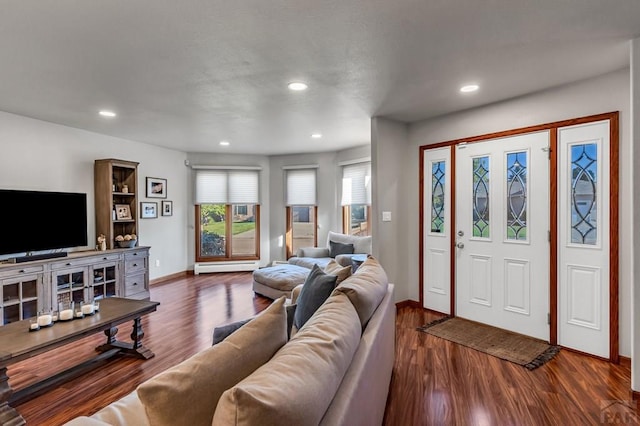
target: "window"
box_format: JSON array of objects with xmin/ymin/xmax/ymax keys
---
[
  {"xmin": 285, "ymin": 168, "xmax": 317, "ymax": 258},
  {"xmin": 195, "ymin": 169, "xmax": 260, "ymax": 261},
  {"xmin": 341, "ymin": 162, "xmax": 371, "ymax": 236}
]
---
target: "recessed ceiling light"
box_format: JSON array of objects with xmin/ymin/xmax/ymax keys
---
[
  {"xmin": 288, "ymin": 82, "xmax": 308, "ymax": 91},
  {"xmin": 460, "ymin": 84, "xmax": 479, "ymax": 93},
  {"xmin": 99, "ymin": 110, "xmax": 117, "ymax": 117},
  {"xmin": 311, "ymin": 133, "xmax": 322, "ymax": 139},
  {"xmin": 219, "ymin": 141, "xmax": 230, "ymax": 146}
]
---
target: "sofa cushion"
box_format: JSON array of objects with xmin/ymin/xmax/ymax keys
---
[
  {"xmin": 333, "ymin": 255, "xmax": 389, "ymax": 328},
  {"xmin": 328, "ymin": 230, "xmax": 372, "ymax": 255},
  {"xmin": 212, "ymin": 292, "xmax": 362, "ymax": 426},
  {"xmin": 295, "ymin": 247, "xmax": 330, "ymax": 258},
  {"xmin": 293, "ymin": 264, "xmax": 338, "ymax": 330},
  {"xmin": 323, "ymin": 258, "xmax": 352, "ymax": 285},
  {"xmin": 136, "ymin": 296, "xmax": 288, "ymax": 426},
  {"xmin": 329, "ymin": 240, "xmax": 354, "ymax": 257}
]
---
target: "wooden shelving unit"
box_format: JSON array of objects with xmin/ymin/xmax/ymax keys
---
[{"xmin": 94, "ymin": 159, "xmax": 139, "ymax": 249}]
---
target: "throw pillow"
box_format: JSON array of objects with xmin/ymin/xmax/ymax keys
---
[
  {"xmin": 212, "ymin": 293, "xmax": 361, "ymax": 426},
  {"xmin": 324, "ymin": 258, "xmax": 352, "ymax": 285},
  {"xmin": 212, "ymin": 317, "xmax": 252, "ymax": 345},
  {"xmin": 329, "ymin": 240, "xmax": 355, "ymax": 258},
  {"xmin": 293, "ymin": 264, "xmax": 338, "ymax": 330},
  {"xmin": 333, "ymin": 255, "xmax": 389, "ymax": 328},
  {"xmin": 136, "ymin": 296, "xmax": 288, "ymax": 426}
]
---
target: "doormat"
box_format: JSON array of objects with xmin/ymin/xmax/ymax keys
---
[{"xmin": 417, "ymin": 316, "xmax": 560, "ymax": 370}]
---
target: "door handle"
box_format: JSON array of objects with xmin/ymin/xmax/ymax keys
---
[{"xmin": 456, "ymin": 242, "xmax": 464, "ymax": 249}]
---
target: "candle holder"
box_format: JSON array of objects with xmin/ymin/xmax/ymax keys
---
[
  {"xmin": 81, "ymin": 300, "xmax": 95, "ymax": 316},
  {"xmin": 52, "ymin": 310, "xmax": 59, "ymax": 322},
  {"xmin": 94, "ymin": 300, "xmax": 101, "ymax": 312},
  {"xmin": 37, "ymin": 311, "xmax": 53, "ymax": 328},
  {"xmin": 28, "ymin": 318, "xmax": 40, "ymax": 332},
  {"xmin": 74, "ymin": 302, "xmax": 85, "ymax": 319},
  {"xmin": 58, "ymin": 301, "xmax": 75, "ymax": 321}
]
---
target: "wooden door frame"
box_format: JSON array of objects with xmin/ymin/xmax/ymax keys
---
[{"xmin": 418, "ymin": 111, "xmax": 619, "ymax": 361}]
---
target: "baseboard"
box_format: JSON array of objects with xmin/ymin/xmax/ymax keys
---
[
  {"xmin": 395, "ymin": 300, "xmax": 421, "ymax": 309},
  {"xmin": 150, "ymin": 271, "xmax": 189, "ymax": 286}
]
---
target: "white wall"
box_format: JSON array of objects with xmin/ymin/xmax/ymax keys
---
[
  {"xmin": 0, "ymin": 110, "xmax": 189, "ymax": 281},
  {"xmin": 268, "ymin": 152, "xmax": 341, "ymax": 262},
  {"xmin": 383, "ymin": 68, "xmax": 632, "ymax": 356},
  {"xmin": 371, "ymin": 117, "xmax": 410, "ymax": 302},
  {"xmin": 184, "ymin": 153, "xmax": 271, "ymax": 267}
]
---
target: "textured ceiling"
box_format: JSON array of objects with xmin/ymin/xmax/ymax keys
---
[{"xmin": 0, "ymin": 1, "xmax": 639, "ymax": 155}]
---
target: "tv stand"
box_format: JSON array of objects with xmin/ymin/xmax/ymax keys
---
[{"xmin": 14, "ymin": 252, "xmax": 68, "ymax": 263}]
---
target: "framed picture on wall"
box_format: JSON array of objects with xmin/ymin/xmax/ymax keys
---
[
  {"xmin": 146, "ymin": 177, "xmax": 167, "ymax": 198},
  {"xmin": 140, "ymin": 202, "xmax": 158, "ymax": 219},
  {"xmin": 161, "ymin": 200, "xmax": 173, "ymax": 216}
]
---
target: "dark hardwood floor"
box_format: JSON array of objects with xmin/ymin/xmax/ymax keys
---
[{"xmin": 10, "ymin": 272, "xmax": 639, "ymax": 425}]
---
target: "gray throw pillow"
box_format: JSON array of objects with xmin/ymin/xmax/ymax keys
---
[
  {"xmin": 329, "ymin": 240, "xmax": 354, "ymax": 258},
  {"xmin": 212, "ymin": 318, "xmax": 252, "ymax": 345},
  {"xmin": 293, "ymin": 264, "xmax": 338, "ymax": 329},
  {"xmin": 213, "ymin": 304, "xmax": 299, "ymax": 344}
]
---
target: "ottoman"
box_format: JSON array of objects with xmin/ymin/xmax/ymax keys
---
[{"xmin": 252, "ymin": 264, "xmax": 310, "ymax": 299}]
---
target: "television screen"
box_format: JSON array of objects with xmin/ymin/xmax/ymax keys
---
[{"xmin": 0, "ymin": 189, "xmax": 88, "ymax": 256}]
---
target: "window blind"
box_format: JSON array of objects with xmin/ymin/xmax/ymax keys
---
[
  {"xmin": 341, "ymin": 162, "xmax": 371, "ymax": 205},
  {"xmin": 286, "ymin": 169, "xmax": 316, "ymax": 205},
  {"xmin": 195, "ymin": 169, "xmax": 259, "ymax": 204}
]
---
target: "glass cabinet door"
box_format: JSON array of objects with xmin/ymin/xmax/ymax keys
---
[
  {"xmin": 90, "ymin": 262, "xmax": 118, "ymax": 300},
  {"xmin": 54, "ymin": 267, "xmax": 88, "ymax": 307},
  {"xmin": 1, "ymin": 274, "xmax": 42, "ymax": 324}
]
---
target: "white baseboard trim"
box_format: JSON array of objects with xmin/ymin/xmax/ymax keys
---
[{"xmin": 194, "ymin": 261, "xmax": 259, "ymax": 274}]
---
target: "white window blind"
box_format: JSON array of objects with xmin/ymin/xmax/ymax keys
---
[
  {"xmin": 195, "ymin": 169, "xmax": 259, "ymax": 204},
  {"xmin": 286, "ymin": 169, "xmax": 316, "ymax": 205},
  {"xmin": 341, "ymin": 162, "xmax": 371, "ymax": 205}
]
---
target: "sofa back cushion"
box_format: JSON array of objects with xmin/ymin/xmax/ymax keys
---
[
  {"xmin": 212, "ymin": 292, "xmax": 361, "ymax": 426},
  {"xmin": 323, "ymin": 258, "xmax": 352, "ymax": 285},
  {"xmin": 136, "ymin": 296, "xmax": 288, "ymax": 426},
  {"xmin": 293, "ymin": 264, "xmax": 338, "ymax": 330},
  {"xmin": 333, "ymin": 255, "xmax": 389, "ymax": 328},
  {"xmin": 327, "ymin": 230, "xmax": 372, "ymax": 254}
]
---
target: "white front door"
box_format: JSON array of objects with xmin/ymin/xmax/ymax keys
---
[
  {"xmin": 423, "ymin": 147, "xmax": 451, "ymax": 314},
  {"xmin": 557, "ymin": 120, "xmax": 610, "ymax": 358},
  {"xmin": 455, "ymin": 131, "xmax": 550, "ymax": 340}
]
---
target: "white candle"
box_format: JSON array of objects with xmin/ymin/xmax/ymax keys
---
[
  {"xmin": 30, "ymin": 323, "xmax": 39, "ymax": 330},
  {"xmin": 37, "ymin": 315, "xmax": 52, "ymax": 326},
  {"xmin": 81, "ymin": 304, "xmax": 94, "ymax": 315},
  {"xmin": 60, "ymin": 309, "xmax": 73, "ymax": 321},
  {"xmin": 52, "ymin": 313, "xmax": 59, "ymax": 322},
  {"xmin": 75, "ymin": 310, "xmax": 84, "ymax": 318}
]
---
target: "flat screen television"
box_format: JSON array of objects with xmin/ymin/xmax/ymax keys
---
[{"xmin": 0, "ymin": 189, "xmax": 88, "ymax": 257}]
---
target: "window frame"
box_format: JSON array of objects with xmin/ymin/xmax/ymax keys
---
[
  {"xmin": 286, "ymin": 205, "xmax": 318, "ymax": 259},
  {"xmin": 195, "ymin": 204, "xmax": 261, "ymax": 262}
]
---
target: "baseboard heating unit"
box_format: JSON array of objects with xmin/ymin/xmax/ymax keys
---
[{"xmin": 194, "ymin": 261, "xmax": 259, "ymax": 275}]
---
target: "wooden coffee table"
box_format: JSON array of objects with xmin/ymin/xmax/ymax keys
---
[{"xmin": 0, "ymin": 297, "xmax": 159, "ymax": 425}]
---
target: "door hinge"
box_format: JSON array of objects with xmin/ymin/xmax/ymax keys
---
[
  {"xmin": 548, "ymin": 230, "xmax": 550, "ymax": 242},
  {"xmin": 542, "ymin": 146, "xmax": 551, "ymax": 159},
  {"xmin": 547, "ymin": 313, "xmax": 551, "ymax": 325}
]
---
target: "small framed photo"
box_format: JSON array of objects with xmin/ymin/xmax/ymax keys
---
[
  {"xmin": 146, "ymin": 177, "xmax": 167, "ymax": 198},
  {"xmin": 140, "ymin": 202, "xmax": 158, "ymax": 219},
  {"xmin": 115, "ymin": 204, "xmax": 132, "ymax": 220},
  {"xmin": 161, "ymin": 200, "xmax": 173, "ymax": 216}
]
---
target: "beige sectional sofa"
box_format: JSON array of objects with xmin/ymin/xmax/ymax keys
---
[
  {"xmin": 288, "ymin": 230, "xmax": 373, "ymax": 269},
  {"xmin": 65, "ymin": 256, "xmax": 395, "ymax": 426}
]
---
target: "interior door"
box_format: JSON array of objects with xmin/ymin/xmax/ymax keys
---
[
  {"xmin": 455, "ymin": 131, "xmax": 550, "ymax": 340},
  {"xmin": 423, "ymin": 147, "xmax": 451, "ymax": 314}
]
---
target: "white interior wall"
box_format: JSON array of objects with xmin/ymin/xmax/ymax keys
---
[
  {"xmin": 0, "ymin": 110, "xmax": 189, "ymax": 281},
  {"xmin": 184, "ymin": 153, "xmax": 271, "ymax": 267},
  {"xmin": 268, "ymin": 152, "xmax": 341, "ymax": 262},
  {"xmin": 394, "ymin": 68, "xmax": 632, "ymax": 356},
  {"xmin": 371, "ymin": 117, "xmax": 410, "ymax": 302}
]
